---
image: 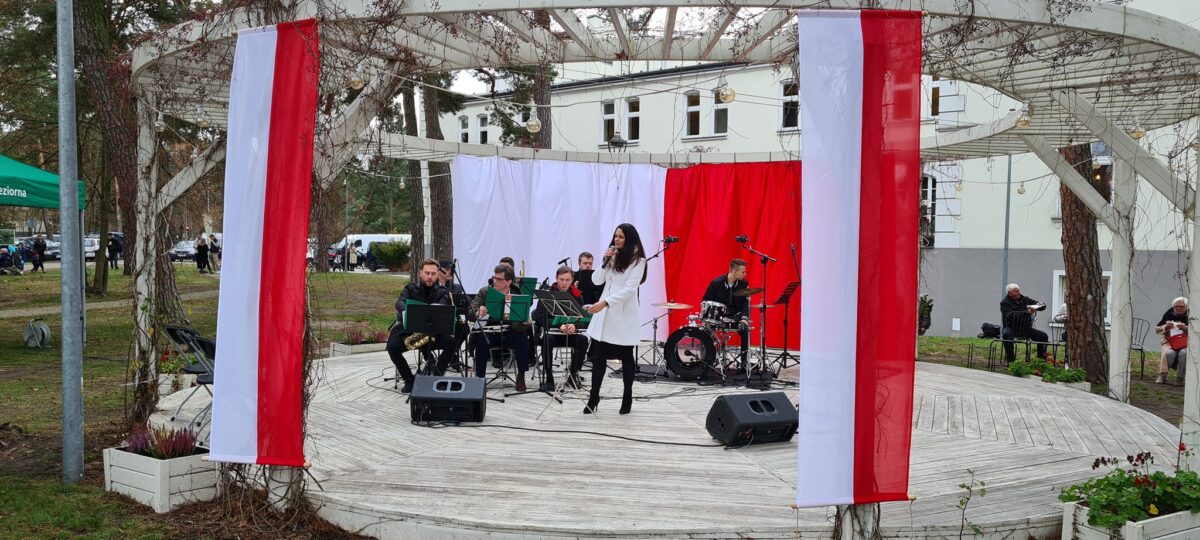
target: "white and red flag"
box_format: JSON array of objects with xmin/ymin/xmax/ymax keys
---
[
  {"xmin": 211, "ymin": 19, "xmax": 320, "ymax": 467},
  {"xmin": 796, "ymin": 10, "xmax": 922, "ymax": 506}
]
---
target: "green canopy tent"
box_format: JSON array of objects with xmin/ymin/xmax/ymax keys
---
[{"xmin": 0, "ymin": 154, "xmax": 86, "ymax": 210}]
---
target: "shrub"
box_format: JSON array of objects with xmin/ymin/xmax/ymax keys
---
[
  {"xmin": 124, "ymin": 425, "xmax": 200, "ymax": 459},
  {"xmin": 1061, "ymin": 449, "xmax": 1200, "ymax": 529},
  {"xmin": 371, "ymin": 241, "xmax": 411, "ymax": 271}
]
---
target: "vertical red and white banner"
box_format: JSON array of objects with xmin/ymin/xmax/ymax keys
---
[
  {"xmin": 796, "ymin": 10, "xmax": 922, "ymax": 506},
  {"xmin": 211, "ymin": 19, "xmax": 320, "ymax": 467}
]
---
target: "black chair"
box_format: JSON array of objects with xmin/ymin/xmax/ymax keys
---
[
  {"xmin": 993, "ymin": 311, "xmax": 1052, "ymax": 368},
  {"xmin": 1130, "ymin": 318, "xmax": 1151, "ymax": 379}
]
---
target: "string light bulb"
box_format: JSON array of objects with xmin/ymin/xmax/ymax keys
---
[
  {"xmin": 717, "ymin": 85, "xmax": 736, "ymax": 104},
  {"xmin": 1129, "ymin": 116, "xmax": 1146, "ymax": 139},
  {"xmin": 1015, "ymin": 112, "xmax": 1031, "ymax": 128},
  {"xmin": 153, "ymin": 113, "xmax": 166, "ymax": 133},
  {"xmin": 525, "ymin": 115, "xmax": 542, "ymax": 134},
  {"xmin": 954, "ymin": 181, "xmax": 963, "ymax": 192},
  {"xmin": 195, "ymin": 108, "xmax": 210, "ymax": 129},
  {"xmin": 1017, "ymin": 182, "xmax": 1026, "ymax": 195},
  {"xmin": 348, "ymin": 68, "xmax": 367, "ymax": 90},
  {"xmin": 1190, "ymin": 138, "xmax": 1200, "ymax": 151}
]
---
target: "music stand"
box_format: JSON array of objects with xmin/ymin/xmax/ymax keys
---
[
  {"xmin": 773, "ymin": 281, "xmax": 800, "ymax": 369},
  {"xmin": 405, "ymin": 302, "xmax": 456, "ymax": 377},
  {"xmin": 523, "ymin": 289, "xmax": 590, "ymax": 401}
]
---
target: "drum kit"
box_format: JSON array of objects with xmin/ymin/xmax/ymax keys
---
[{"xmin": 652, "ymin": 287, "xmax": 777, "ymax": 381}]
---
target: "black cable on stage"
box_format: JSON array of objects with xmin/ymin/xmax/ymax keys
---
[{"xmin": 410, "ymin": 420, "xmax": 757, "ymax": 450}]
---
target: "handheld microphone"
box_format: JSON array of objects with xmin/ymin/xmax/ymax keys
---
[
  {"xmin": 602, "ymin": 244, "xmax": 615, "ymax": 269},
  {"xmin": 735, "ymin": 234, "xmax": 749, "ymax": 244},
  {"xmin": 556, "ymin": 257, "xmax": 570, "ymax": 266}
]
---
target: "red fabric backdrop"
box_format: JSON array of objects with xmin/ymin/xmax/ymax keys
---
[{"xmin": 663, "ymin": 162, "xmax": 801, "ymax": 349}]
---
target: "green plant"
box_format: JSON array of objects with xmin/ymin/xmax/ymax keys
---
[
  {"xmin": 124, "ymin": 425, "xmax": 201, "ymax": 459},
  {"xmin": 1060, "ymin": 448, "xmax": 1200, "ymax": 529},
  {"xmin": 371, "ymin": 241, "xmax": 411, "ymax": 270},
  {"xmin": 958, "ymin": 468, "xmax": 986, "ymax": 538},
  {"xmin": 918, "ymin": 294, "xmax": 934, "ymax": 315},
  {"xmin": 1006, "ymin": 359, "xmax": 1086, "ymax": 383}
]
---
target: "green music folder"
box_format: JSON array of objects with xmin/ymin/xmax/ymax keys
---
[
  {"xmin": 485, "ymin": 288, "xmax": 531, "ymax": 322},
  {"xmin": 403, "ymin": 299, "xmax": 426, "ymax": 331}
]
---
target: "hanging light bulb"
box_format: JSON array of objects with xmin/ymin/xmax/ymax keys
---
[
  {"xmin": 954, "ymin": 181, "xmax": 963, "ymax": 192},
  {"xmin": 348, "ymin": 67, "xmax": 367, "ymax": 90},
  {"xmin": 1129, "ymin": 116, "xmax": 1146, "ymax": 139},
  {"xmin": 1015, "ymin": 112, "xmax": 1032, "ymax": 128},
  {"xmin": 153, "ymin": 113, "xmax": 166, "ymax": 133},
  {"xmin": 525, "ymin": 115, "xmax": 542, "ymax": 134},
  {"xmin": 1190, "ymin": 138, "xmax": 1200, "ymax": 151},
  {"xmin": 1017, "ymin": 182, "xmax": 1026, "ymax": 195},
  {"xmin": 717, "ymin": 85, "xmax": 736, "ymax": 104}
]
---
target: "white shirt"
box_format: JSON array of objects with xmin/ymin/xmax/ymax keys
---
[{"xmin": 585, "ymin": 258, "xmax": 646, "ymax": 347}]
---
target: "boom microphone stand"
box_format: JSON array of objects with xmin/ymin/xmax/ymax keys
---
[
  {"xmin": 627, "ymin": 237, "xmax": 678, "ymax": 380},
  {"xmin": 773, "ymin": 244, "xmax": 801, "ymax": 371},
  {"xmin": 737, "ymin": 235, "xmax": 775, "ymax": 390}
]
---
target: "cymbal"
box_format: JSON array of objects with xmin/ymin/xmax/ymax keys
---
[
  {"xmin": 733, "ymin": 287, "xmax": 764, "ymax": 297},
  {"xmin": 749, "ymin": 303, "xmax": 778, "ymax": 309},
  {"xmin": 652, "ymin": 302, "xmax": 693, "ymax": 310}
]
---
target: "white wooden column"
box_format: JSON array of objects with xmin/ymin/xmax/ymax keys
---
[
  {"xmin": 1108, "ymin": 160, "xmax": 1136, "ymax": 402},
  {"xmin": 133, "ymin": 97, "xmax": 159, "ymax": 374}
]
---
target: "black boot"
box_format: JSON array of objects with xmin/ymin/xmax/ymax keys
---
[
  {"xmin": 583, "ymin": 395, "xmax": 599, "ymax": 414},
  {"xmin": 400, "ymin": 377, "xmax": 414, "ymax": 394},
  {"xmin": 619, "ymin": 393, "xmax": 632, "ymax": 415}
]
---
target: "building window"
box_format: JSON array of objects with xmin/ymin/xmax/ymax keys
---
[
  {"xmin": 712, "ymin": 90, "xmax": 728, "ymax": 135},
  {"xmin": 478, "ymin": 114, "xmax": 489, "ymax": 145},
  {"xmin": 782, "ymin": 81, "xmax": 799, "ymax": 129},
  {"xmin": 626, "ymin": 98, "xmax": 640, "ymax": 142},
  {"xmin": 920, "ymin": 175, "xmax": 936, "ymax": 248},
  {"xmin": 1051, "ymin": 270, "xmax": 1113, "ymax": 326},
  {"xmin": 458, "ymin": 116, "xmax": 469, "ymax": 143},
  {"xmin": 602, "ymin": 100, "xmax": 616, "ymax": 143},
  {"xmin": 685, "ymin": 91, "xmax": 701, "ymax": 137}
]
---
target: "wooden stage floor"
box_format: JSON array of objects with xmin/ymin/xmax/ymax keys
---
[{"xmin": 156, "ymin": 352, "xmax": 1180, "ymax": 539}]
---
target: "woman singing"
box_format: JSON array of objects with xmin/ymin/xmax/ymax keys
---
[{"xmin": 584, "ymin": 223, "xmax": 647, "ymax": 415}]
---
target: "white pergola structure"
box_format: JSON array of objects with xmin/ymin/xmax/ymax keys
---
[{"xmin": 133, "ymin": 0, "xmax": 1200, "ymax": 460}]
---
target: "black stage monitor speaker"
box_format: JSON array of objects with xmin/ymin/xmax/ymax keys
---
[
  {"xmin": 706, "ymin": 392, "xmax": 798, "ymax": 446},
  {"xmin": 410, "ymin": 375, "xmax": 486, "ymax": 423}
]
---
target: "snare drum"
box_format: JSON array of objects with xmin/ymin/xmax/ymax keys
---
[{"xmin": 700, "ymin": 301, "xmax": 727, "ymax": 322}]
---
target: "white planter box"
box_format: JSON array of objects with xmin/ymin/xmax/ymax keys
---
[
  {"xmin": 1063, "ymin": 501, "xmax": 1200, "ymax": 539},
  {"xmin": 329, "ymin": 342, "xmax": 388, "ymax": 357},
  {"xmin": 1057, "ymin": 381, "xmax": 1092, "ymax": 392},
  {"xmin": 157, "ymin": 374, "xmax": 197, "ymax": 397},
  {"xmin": 103, "ymin": 446, "xmax": 218, "ymax": 513}
]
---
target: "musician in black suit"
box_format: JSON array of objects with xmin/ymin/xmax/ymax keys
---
[
  {"xmin": 385, "ymin": 258, "xmax": 452, "ymax": 393},
  {"xmin": 574, "ymin": 251, "xmax": 602, "ymax": 305},
  {"xmin": 701, "ymin": 258, "xmax": 752, "ymax": 371},
  {"xmin": 532, "ymin": 266, "xmax": 590, "ymax": 391},
  {"xmin": 471, "ymin": 264, "xmax": 532, "ymax": 390},
  {"xmin": 432, "ymin": 259, "xmax": 470, "ymax": 374}
]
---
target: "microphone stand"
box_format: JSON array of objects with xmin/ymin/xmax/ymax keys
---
[
  {"xmin": 451, "ymin": 261, "xmax": 504, "ymax": 402},
  {"xmin": 739, "ymin": 241, "xmax": 776, "ymax": 390},
  {"xmin": 629, "ymin": 240, "xmax": 674, "ymax": 380}
]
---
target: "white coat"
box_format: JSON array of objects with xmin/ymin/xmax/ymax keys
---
[{"xmin": 586, "ymin": 258, "xmax": 646, "ymax": 346}]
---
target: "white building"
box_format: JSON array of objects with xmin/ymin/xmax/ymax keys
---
[{"xmin": 437, "ymin": 1, "xmax": 1199, "ymax": 339}]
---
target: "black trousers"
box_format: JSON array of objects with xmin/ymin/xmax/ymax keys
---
[
  {"xmin": 588, "ymin": 340, "xmax": 635, "ymax": 406},
  {"xmin": 385, "ymin": 324, "xmax": 454, "ymax": 383},
  {"xmin": 1002, "ymin": 327, "xmax": 1049, "ymax": 363},
  {"xmin": 539, "ymin": 331, "xmax": 588, "ymax": 384}
]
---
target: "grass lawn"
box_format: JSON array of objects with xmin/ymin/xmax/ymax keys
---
[
  {"xmin": 0, "ymin": 267, "xmax": 402, "ymax": 538},
  {"xmin": 0, "ymin": 263, "xmax": 218, "ymax": 311}
]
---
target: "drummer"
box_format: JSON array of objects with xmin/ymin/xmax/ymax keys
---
[{"xmin": 702, "ymin": 258, "xmax": 752, "ymax": 371}]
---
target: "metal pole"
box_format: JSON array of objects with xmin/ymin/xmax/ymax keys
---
[
  {"xmin": 1001, "ymin": 154, "xmax": 1013, "ymax": 293},
  {"xmin": 56, "ymin": 0, "xmax": 84, "ymax": 484},
  {"xmin": 344, "ymin": 177, "xmax": 349, "ymax": 272}
]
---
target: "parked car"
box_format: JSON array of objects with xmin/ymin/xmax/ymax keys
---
[
  {"xmin": 83, "ymin": 237, "xmax": 100, "ymax": 260},
  {"xmin": 170, "ymin": 240, "xmax": 196, "ymax": 261},
  {"xmin": 44, "ymin": 240, "xmax": 61, "ymax": 261}
]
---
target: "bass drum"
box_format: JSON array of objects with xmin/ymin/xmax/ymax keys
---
[{"xmin": 665, "ymin": 325, "xmax": 719, "ymax": 380}]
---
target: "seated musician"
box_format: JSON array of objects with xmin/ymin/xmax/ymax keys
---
[
  {"xmin": 433, "ymin": 259, "xmax": 470, "ymax": 374},
  {"xmin": 472, "ymin": 264, "xmax": 532, "ymax": 390},
  {"xmin": 574, "ymin": 251, "xmax": 602, "ymax": 306},
  {"xmin": 385, "ymin": 258, "xmax": 453, "ymax": 393},
  {"xmin": 532, "ymin": 266, "xmax": 590, "ymax": 391},
  {"xmin": 701, "ymin": 258, "xmax": 752, "ymax": 371}
]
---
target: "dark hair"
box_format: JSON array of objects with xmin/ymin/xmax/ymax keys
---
[
  {"xmin": 438, "ymin": 259, "xmax": 454, "ymax": 271},
  {"xmin": 611, "ymin": 223, "xmax": 647, "ymax": 281},
  {"xmin": 729, "ymin": 258, "xmax": 747, "ymax": 271},
  {"xmin": 499, "ymin": 257, "xmax": 515, "ymax": 267},
  {"xmin": 578, "ymin": 252, "xmax": 593, "ymax": 262},
  {"xmin": 420, "ymin": 258, "xmax": 440, "ymax": 270},
  {"xmin": 555, "ymin": 265, "xmax": 574, "ymax": 277},
  {"xmin": 493, "ymin": 264, "xmax": 515, "ymax": 281}
]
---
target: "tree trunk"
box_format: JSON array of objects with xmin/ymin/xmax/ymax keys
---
[
  {"xmin": 74, "ymin": 0, "xmax": 137, "ymax": 277},
  {"xmin": 88, "ymin": 159, "xmax": 113, "ymax": 295},
  {"xmin": 1059, "ymin": 143, "xmax": 1109, "ymax": 384},
  {"xmin": 422, "ymin": 74, "xmax": 453, "ymax": 260},
  {"xmin": 401, "ymin": 82, "xmax": 424, "ymax": 278},
  {"xmin": 533, "ymin": 11, "xmax": 553, "ymax": 150}
]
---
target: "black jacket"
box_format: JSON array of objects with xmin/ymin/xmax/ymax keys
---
[
  {"xmin": 702, "ymin": 274, "xmax": 751, "ymax": 319},
  {"xmin": 1000, "ymin": 294, "xmax": 1045, "ymax": 327},
  {"xmin": 532, "ymin": 285, "xmax": 587, "ymax": 330},
  {"xmin": 574, "ymin": 270, "xmax": 602, "ymax": 305},
  {"xmin": 1157, "ymin": 308, "xmax": 1189, "ymax": 327},
  {"xmin": 395, "ymin": 281, "xmax": 449, "ymax": 324},
  {"xmin": 471, "ymin": 285, "xmax": 530, "ymax": 332}
]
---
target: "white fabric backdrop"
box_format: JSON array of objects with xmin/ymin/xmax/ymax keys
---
[{"xmin": 452, "ymin": 155, "xmax": 669, "ymax": 340}]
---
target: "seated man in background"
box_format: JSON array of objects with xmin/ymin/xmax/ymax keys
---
[
  {"xmin": 532, "ymin": 266, "xmax": 590, "ymax": 391},
  {"xmin": 999, "ymin": 283, "xmax": 1048, "ymax": 363},
  {"xmin": 1154, "ymin": 297, "xmax": 1189, "ymax": 385},
  {"xmin": 472, "ymin": 264, "xmax": 531, "ymax": 390},
  {"xmin": 385, "ymin": 259, "xmax": 453, "ymax": 393}
]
